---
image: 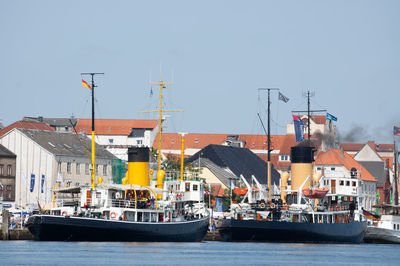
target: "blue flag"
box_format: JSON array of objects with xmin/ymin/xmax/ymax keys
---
[
  {"xmin": 326, "ymin": 113, "xmax": 337, "ymax": 121},
  {"xmin": 293, "ymin": 115, "xmax": 304, "ymax": 142},
  {"xmin": 41, "ymin": 174, "xmax": 45, "ymax": 193},
  {"xmin": 30, "ymin": 174, "xmax": 35, "ymax": 193},
  {"xmin": 278, "ymin": 92, "xmax": 289, "ymax": 103}
]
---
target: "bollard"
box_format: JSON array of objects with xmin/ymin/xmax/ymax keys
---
[{"xmin": 2, "ymin": 210, "xmax": 9, "ymax": 240}]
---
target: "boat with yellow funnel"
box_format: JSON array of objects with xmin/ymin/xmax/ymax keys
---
[
  {"xmin": 26, "ymin": 75, "xmax": 209, "ymax": 241},
  {"xmin": 26, "ymin": 146, "xmax": 209, "ymax": 241},
  {"xmin": 218, "ymin": 141, "xmax": 367, "ymax": 243}
]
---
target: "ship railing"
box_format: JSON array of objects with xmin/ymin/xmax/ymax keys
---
[
  {"xmin": 55, "ymin": 199, "xmax": 79, "ymax": 207},
  {"xmin": 111, "ymin": 199, "xmax": 156, "ymax": 210}
]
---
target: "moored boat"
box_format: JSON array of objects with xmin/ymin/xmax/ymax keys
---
[
  {"xmin": 364, "ymin": 205, "xmax": 400, "ymax": 244},
  {"xmin": 218, "ymin": 141, "xmax": 367, "ymax": 243}
]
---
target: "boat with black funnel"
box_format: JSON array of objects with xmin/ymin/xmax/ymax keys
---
[{"xmin": 218, "ymin": 141, "xmax": 367, "ymax": 243}]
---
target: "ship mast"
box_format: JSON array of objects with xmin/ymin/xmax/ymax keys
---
[
  {"xmin": 81, "ymin": 72, "xmax": 104, "ymax": 189},
  {"xmin": 140, "ymin": 74, "xmax": 183, "ymax": 172},
  {"xmin": 394, "ymin": 140, "xmax": 398, "ymax": 205},
  {"xmin": 258, "ymin": 88, "xmax": 279, "ymax": 202}
]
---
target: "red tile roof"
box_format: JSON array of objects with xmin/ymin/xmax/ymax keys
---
[
  {"xmin": 75, "ymin": 119, "xmax": 158, "ymax": 136},
  {"xmin": 310, "ymin": 115, "xmax": 326, "ymax": 124},
  {"xmin": 0, "ymin": 121, "xmax": 54, "ymax": 137},
  {"xmin": 315, "ymin": 149, "xmax": 376, "ymax": 182},
  {"xmin": 340, "ymin": 142, "xmax": 394, "ymax": 153},
  {"xmin": 155, "ymin": 133, "xmax": 286, "ymax": 151}
]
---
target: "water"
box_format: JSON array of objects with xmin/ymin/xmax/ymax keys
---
[{"xmin": 0, "ymin": 241, "xmax": 398, "ymax": 265}]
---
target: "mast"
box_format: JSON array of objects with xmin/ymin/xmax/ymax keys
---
[
  {"xmin": 140, "ymin": 74, "xmax": 183, "ymax": 173},
  {"xmin": 307, "ymin": 91, "xmax": 311, "ymax": 140},
  {"xmin": 395, "ymin": 140, "xmax": 398, "ymax": 205},
  {"xmin": 258, "ymin": 88, "xmax": 279, "ymax": 202},
  {"xmin": 81, "ymin": 72, "xmax": 104, "ymax": 189}
]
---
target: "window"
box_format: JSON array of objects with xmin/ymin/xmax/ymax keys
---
[
  {"xmin": 108, "ymin": 138, "xmax": 114, "ymax": 144},
  {"xmin": 0, "ymin": 164, "xmax": 4, "ymax": 175},
  {"xmin": 95, "ymin": 164, "xmax": 98, "ymax": 174},
  {"xmin": 339, "ymin": 180, "xmax": 344, "ymax": 186},
  {"xmin": 346, "ymin": 181, "xmax": 350, "ymax": 186},
  {"xmin": 185, "ymin": 182, "xmax": 190, "ymax": 192},
  {"xmin": 7, "ymin": 165, "xmax": 12, "ymax": 176},
  {"xmin": 193, "ymin": 184, "xmax": 198, "ymax": 191},
  {"xmin": 67, "ymin": 162, "xmax": 71, "ymax": 174},
  {"xmin": 76, "ymin": 163, "xmax": 80, "ymax": 175},
  {"xmin": 352, "ymin": 181, "xmax": 356, "ymax": 187},
  {"xmin": 317, "ymin": 167, "xmax": 321, "ymax": 170},
  {"xmin": 331, "ymin": 167, "xmax": 335, "ymax": 171},
  {"xmin": 103, "ymin": 165, "xmax": 107, "ymax": 176},
  {"xmin": 137, "ymin": 140, "xmax": 143, "ymax": 145},
  {"xmin": 58, "ymin": 162, "xmax": 61, "ymax": 171},
  {"xmin": 6, "ymin": 185, "xmax": 12, "ymax": 200},
  {"xmin": 85, "ymin": 164, "xmax": 90, "ymax": 175}
]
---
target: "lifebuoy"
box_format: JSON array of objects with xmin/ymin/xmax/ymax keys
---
[
  {"xmin": 62, "ymin": 211, "xmax": 67, "ymax": 216},
  {"xmin": 110, "ymin": 212, "xmax": 116, "ymax": 219},
  {"xmin": 270, "ymin": 203, "xmax": 276, "ymax": 209},
  {"xmin": 259, "ymin": 202, "xmax": 266, "ymax": 209}
]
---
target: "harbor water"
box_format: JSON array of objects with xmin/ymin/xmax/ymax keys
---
[{"xmin": 0, "ymin": 241, "xmax": 399, "ymax": 265}]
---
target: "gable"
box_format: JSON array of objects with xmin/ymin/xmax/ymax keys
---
[{"xmin": 354, "ymin": 144, "xmax": 383, "ymax": 162}]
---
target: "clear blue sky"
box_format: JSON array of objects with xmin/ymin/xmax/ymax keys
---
[{"xmin": 1, "ymin": 0, "xmax": 399, "ymax": 143}]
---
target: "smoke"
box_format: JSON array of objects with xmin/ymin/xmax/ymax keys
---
[
  {"xmin": 314, "ymin": 130, "xmax": 337, "ymax": 150},
  {"xmin": 337, "ymin": 125, "xmax": 371, "ymax": 143}
]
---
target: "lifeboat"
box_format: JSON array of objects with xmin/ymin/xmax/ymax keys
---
[
  {"xmin": 302, "ymin": 187, "xmax": 329, "ymax": 199},
  {"xmin": 233, "ymin": 188, "xmax": 248, "ymax": 196}
]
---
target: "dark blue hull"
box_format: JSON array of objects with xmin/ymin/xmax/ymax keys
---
[
  {"xmin": 26, "ymin": 215, "xmax": 209, "ymax": 242},
  {"xmin": 218, "ymin": 219, "xmax": 367, "ymax": 244}
]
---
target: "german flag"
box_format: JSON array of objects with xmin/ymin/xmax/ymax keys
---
[
  {"xmin": 82, "ymin": 79, "xmax": 91, "ymax": 89},
  {"xmin": 363, "ymin": 209, "xmax": 381, "ymax": 221}
]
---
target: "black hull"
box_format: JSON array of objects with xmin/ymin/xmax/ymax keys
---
[
  {"xmin": 26, "ymin": 215, "xmax": 209, "ymax": 242},
  {"xmin": 218, "ymin": 219, "xmax": 367, "ymax": 244}
]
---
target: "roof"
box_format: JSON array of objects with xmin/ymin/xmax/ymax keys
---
[
  {"xmin": 314, "ymin": 149, "xmax": 376, "ymax": 182},
  {"xmin": 0, "ymin": 144, "xmax": 16, "ymax": 158},
  {"xmin": 0, "ymin": 121, "xmax": 54, "ymax": 137},
  {"xmin": 358, "ymin": 161, "xmax": 385, "ymax": 185},
  {"xmin": 185, "ymin": 144, "xmax": 280, "ymax": 186},
  {"xmin": 340, "ymin": 142, "xmax": 394, "ymax": 153},
  {"xmin": 75, "ymin": 119, "xmax": 158, "ymax": 136},
  {"xmin": 23, "ymin": 117, "xmax": 78, "ymax": 127},
  {"xmin": 154, "ymin": 133, "xmax": 286, "ymax": 151},
  {"xmin": 18, "ymin": 129, "xmax": 115, "ymax": 159}
]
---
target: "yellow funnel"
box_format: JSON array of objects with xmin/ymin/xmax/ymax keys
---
[{"xmin": 127, "ymin": 147, "xmax": 149, "ymax": 186}]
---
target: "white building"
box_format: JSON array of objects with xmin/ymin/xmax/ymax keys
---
[
  {"xmin": 0, "ymin": 128, "xmax": 114, "ymax": 209},
  {"xmin": 75, "ymin": 119, "xmax": 159, "ymax": 161},
  {"xmin": 314, "ymin": 148, "xmax": 377, "ymax": 211}
]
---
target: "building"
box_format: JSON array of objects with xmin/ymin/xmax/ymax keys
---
[
  {"xmin": 75, "ymin": 119, "xmax": 159, "ymax": 161},
  {"xmin": 0, "ymin": 128, "xmax": 115, "ymax": 209},
  {"xmin": 341, "ymin": 141, "xmax": 397, "ymax": 205},
  {"xmin": 287, "ymin": 115, "xmax": 337, "ymax": 151},
  {"xmin": 314, "ymin": 148, "xmax": 377, "ymax": 211},
  {"xmin": 23, "ymin": 116, "xmax": 78, "ymax": 132},
  {"xmin": 0, "ymin": 144, "xmax": 16, "ymax": 206},
  {"xmin": 185, "ymin": 144, "xmax": 280, "ymax": 191}
]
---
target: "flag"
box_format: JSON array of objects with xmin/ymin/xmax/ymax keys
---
[
  {"xmin": 293, "ymin": 115, "xmax": 304, "ymax": 142},
  {"xmin": 278, "ymin": 92, "xmax": 289, "ymax": 103},
  {"xmin": 82, "ymin": 79, "xmax": 91, "ymax": 89},
  {"xmin": 326, "ymin": 113, "xmax": 337, "ymax": 121},
  {"xmin": 41, "ymin": 174, "xmax": 45, "ymax": 193},
  {"xmin": 363, "ymin": 209, "xmax": 380, "ymax": 221},
  {"xmin": 30, "ymin": 174, "xmax": 35, "ymax": 193},
  {"xmin": 394, "ymin": 126, "xmax": 400, "ymax": 136}
]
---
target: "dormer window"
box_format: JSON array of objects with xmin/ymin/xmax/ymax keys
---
[{"xmin": 195, "ymin": 139, "xmax": 199, "ymax": 144}]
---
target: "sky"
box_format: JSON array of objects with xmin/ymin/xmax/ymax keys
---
[{"xmin": 1, "ymin": 0, "xmax": 399, "ymax": 144}]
